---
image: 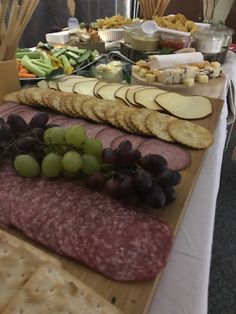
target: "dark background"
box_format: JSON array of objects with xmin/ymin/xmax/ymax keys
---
[{"xmin": 20, "ymin": 0, "xmax": 236, "ymax": 47}]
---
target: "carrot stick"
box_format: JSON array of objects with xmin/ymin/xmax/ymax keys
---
[{"xmin": 18, "ymin": 72, "xmax": 36, "ymax": 78}]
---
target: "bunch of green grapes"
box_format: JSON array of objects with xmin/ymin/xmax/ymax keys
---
[{"xmin": 13, "ymin": 123, "xmax": 104, "ymax": 179}]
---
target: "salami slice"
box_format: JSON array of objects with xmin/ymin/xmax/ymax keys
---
[
  {"xmin": 137, "ymin": 139, "xmax": 191, "ymax": 171},
  {"xmin": 111, "ymin": 134, "xmax": 146, "ymax": 149},
  {"xmin": 96, "ymin": 128, "xmax": 125, "ymax": 147},
  {"xmin": 0, "ymin": 165, "xmax": 173, "ymax": 282}
]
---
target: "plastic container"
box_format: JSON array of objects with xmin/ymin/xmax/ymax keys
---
[
  {"xmin": 159, "ymin": 32, "xmax": 192, "ymax": 51},
  {"xmin": 122, "ymin": 22, "xmax": 142, "ymax": 44},
  {"xmin": 192, "ymin": 30, "xmax": 226, "ymax": 53},
  {"xmin": 131, "ymin": 30, "xmax": 159, "ymax": 52}
]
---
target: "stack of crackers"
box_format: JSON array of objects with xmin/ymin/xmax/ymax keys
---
[
  {"xmin": 0, "ymin": 230, "xmax": 122, "ymax": 314},
  {"xmin": 4, "ymin": 87, "xmax": 213, "ymax": 149}
]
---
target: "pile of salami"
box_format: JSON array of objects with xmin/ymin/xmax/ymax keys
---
[{"xmin": 0, "ymin": 102, "xmax": 191, "ymax": 281}]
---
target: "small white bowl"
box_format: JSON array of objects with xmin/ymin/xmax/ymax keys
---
[{"xmin": 98, "ymin": 29, "xmax": 124, "ymax": 42}]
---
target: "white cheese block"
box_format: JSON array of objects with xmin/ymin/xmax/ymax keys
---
[
  {"xmin": 46, "ymin": 31, "xmax": 69, "ymax": 44},
  {"xmin": 149, "ymin": 52, "xmax": 204, "ymax": 70}
]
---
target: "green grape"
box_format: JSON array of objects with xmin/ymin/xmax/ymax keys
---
[
  {"xmin": 83, "ymin": 138, "xmax": 103, "ymax": 158},
  {"xmin": 65, "ymin": 125, "xmax": 87, "ymax": 148},
  {"xmin": 62, "ymin": 151, "xmax": 82, "ymax": 173},
  {"xmin": 81, "ymin": 153, "xmax": 101, "ymax": 175},
  {"xmin": 41, "ymin": 153, "xmax": 62, "ymax": 178},
  {"xmin": 44, "ymin": 127, "xmax": 66, "ymax": 145},
  {"xmin": 13, "ymin": 154, "xmax": 40, "ymax": 178}
]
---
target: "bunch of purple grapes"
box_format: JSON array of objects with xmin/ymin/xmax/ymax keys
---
[
  {"xmin": 86, "ymin": 140, "xmax": 181, "ymax": 209},
  {"xmin": 0, "ymin": 112, "xmax": 57, "ymax": 161}
]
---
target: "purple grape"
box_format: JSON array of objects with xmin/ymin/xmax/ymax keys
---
[
  {"xmin": 145, "ymin": 182, "xmax": 166, "ymax": 208},
  {"xmin": 86, "ymin": 171, "xmax": 107, "ymax": 190},
  {"xmin": 0, "ymin": 122, "xmax": 14, "ymax": 141},
  {"xmin": 133, "ymin": 168, "xmax": 152, "ymax": 192},
  {"xmin": 105, "ymin": 178, "xmax": 120, "ymax": 198},
  {"xmin": 16, "ymin": 136, "xmax": 39, "ymax": 152},
  {"xmin": 140, "ymin": 154, "xmax": 167, "ymax": 174},
  {"xmin": 102, "ymin": 148, "xmax": 116, "ymax": 164},
  {"xmin": 7, "ymin": 114, "xmax": 28, "ymax": 133},
  {"xmin": 158, "ymin": 169, "xmax": 181, "ymax": 187},
  {"xmin": 119, "ymin": 176, "xmax": 135, "ymax": 198},
  {"xmin": 29, "ymin": 112, "xmax": 49, "ymax": 129},
  {"xmin": 162, "ymin": 186, "xmax": 177, "ymax": 204},
  {"xmin": 118, "ymin": 140, "xmax": 132, "ymax": 152},
  {"xmin": 130, "ymin": 149, "xmax": 141, "ymax": 163},
  {"xmin": 26, "ymin": 127, "xmax": 44, "ymax": 141}
]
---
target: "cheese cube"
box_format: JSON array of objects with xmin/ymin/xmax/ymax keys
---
[
  {"xmin": 132, "ymin": 65, "xmax": 140, "ymax": 73},
  {"xmin": 172, "ymin": 69, "xmax": 183, "ymax": 84},
  {"xmin": 181, "ymin": 66, "xmax": 198, "ymax": 82},
  {"xmin": 139, "ymin": 68, "xmax": 148, "ymax": 78},
  {"xmin": 157, "ymin": 69, "xmax": 174, "ymax": 85},
  {"xmin": 146, "ymin": 73, "xmax": 156, "ymax": 82},
  {"xmin": 196, "ymin": 75, "xmax": 209, "ymax": 84},
  {"xmin": 183, "ymin": 78, "xmax": 195, "ymax": 87}
]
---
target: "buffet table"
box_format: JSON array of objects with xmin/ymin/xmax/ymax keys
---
[{"xmin": 148, "ymin": 51, "xmax": 236, "ymax": 314}]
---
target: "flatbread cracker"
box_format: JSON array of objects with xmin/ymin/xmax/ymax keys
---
[
  {"xmin": 168, "ymin": 119, "xmax": 214, "ymax": 149},
  {"xmin": 145, "ymin": 112, "xmax": 177, "ymax": 142},
  {"xmin": 2, "ymin": 262, "xmax": 123, "ymax": 314},
  {"xmin": 0, "ymin": 247, "xmax": 44, "ymax": 311}
]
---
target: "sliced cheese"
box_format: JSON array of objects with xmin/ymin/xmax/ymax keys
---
[
  {"xmin": 96, "ymin": 83, "xmax": 124, "ymax": 101},
  {"xmin": 93, "ymin": 81, "xmax": 108, "ymax": 98},
  {"xmin": 155, "ymin": 92, "xmax": 212, "ymax": 119},
  {"xmin": 57, "ymin": 76, "xmax": 96, "ymax": 93},
  {"xmin": 115, "ymin": 85, "xmax": 145, "ymax": 106},
  {"xmin": 134, "ymin": 87, "xmax": 166, "ymax": 110},
  {"xmin": 73, "ymin": 79, "xmax": 98, "ymax": 96}
]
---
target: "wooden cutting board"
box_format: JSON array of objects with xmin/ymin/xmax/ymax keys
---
[{"xmin": 0, "ymin": 97, "xmax": 223, "ymax": 314}]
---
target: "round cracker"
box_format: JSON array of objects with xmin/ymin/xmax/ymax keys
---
[
  {"xmin": 145, "ymin": 112, "xmax": 177, "ymax": 142},
  {"xmin": 129, "ymin": 108, "xmax": 153, "ymax": 135},
  {"xmin": 104, "ymin": 104, "xmax": 122, "ymax": 127},
  {"xmin": 71, "ymin": 95, "xmax": 87, "ymax": 118},
  {"xmin": 115, "ymin": 107, "xmax": 136, "ymax": 133},
  {"xmin": 168, "ymin": 120, "xmax": 214, "ymax": 149},
  {"xmin": 81, "ymin": 98, "xmax": 104, "ymax": 123}
]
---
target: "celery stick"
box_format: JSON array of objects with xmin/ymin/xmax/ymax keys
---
[
  {"xmin": 66, "ymin": 51, "xmax": 80, "ymax": 60},
  {"xmin": 52, "ymin": 48, "xmax": 67, "ymax": 58},
  {"xmin": 16, "ymin": 51, "xmax": 41, "ymax": 59},
  {"xmin": 61, "ymin": 55, "xmax": 74, "ymax": 73},
  {"xmin": 69, "ymin": 58, "xmax": 77, "ymax": 66},
  {"xmin": 21, "ymin": 55, "xmax": 46, "ymax": 77},
  {"xmin": 31, "ymin": 59, "xmax": 53, "ymax": 70}
]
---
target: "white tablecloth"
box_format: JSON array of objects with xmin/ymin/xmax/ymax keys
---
[{"xmin": 148, "ymin": 51, "xmax": 236, "ymax": 314}]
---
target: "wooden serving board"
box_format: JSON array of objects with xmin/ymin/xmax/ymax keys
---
[
  {"xmin": 131, "ymin": 72, "xmax": 226, "ymax": 100},
  {"xmin": 0, "ymin": 97, "xmax": 223, "ymax": 314}
]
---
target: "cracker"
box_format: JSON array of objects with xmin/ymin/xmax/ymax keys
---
[
  {"xmin": 145, "ymin": 112, "xmax": 177, "ymax": 142},
  {"xmin": 62, "ymin": 94, "xmax": 76, "ymax": 117},
  {"xmin": 92, "ymin": 99, "xmax": 110, "ymax": 122},
  {"xmin": 2, "ymin": 262, "xmax": 123, "ymax": 314},
  {"xmin": 115, "ymin": 107, "xmax": 136, "ymax": 133},
  {"xmin": 81, "ymin": 98, "xmax": 104, "ymax": 123},
  {"xmin": 24, "ymin": 88, "xmax": 41, "ymax": 106},
  {"xmin": 28, "ymin": 88, "xmax": 44, "ymax": 106},
  {"xmin": 129, "ymin": 108, "xmax": 152, "ymax": 135},
  {"xmin": 104, "ymin": 104, "xmax": 122, "ymax": 127},
  {"xmin": 17, "ymin": 89, "xmax": 30, "ymax": 105},
  {"xmin": 168, "ymin": 120, "xmax": 214, "ymax": 149},
  {"xmin": 41, "ymin": 89, "xmax": 56, "ymax": 107},
  {"xmin": 3, "ymin": 91, "xmax": 19, "ymax": 103},
  {"xmin": 0, "ymin": 247, "xmax": 43, "ymax": 311},
  {"xmin": 71, "ymin": 95, "xmax": 87, "ymax": 118}
]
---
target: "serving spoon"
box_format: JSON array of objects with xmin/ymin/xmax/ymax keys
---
[{"xmin": 141, "ymin": 20, "xmax": 191, "ymax": 37}]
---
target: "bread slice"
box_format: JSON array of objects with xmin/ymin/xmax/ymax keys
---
[{"xmin": 2, "ymin": 262, "xmax": 123, "ymax": 314}]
